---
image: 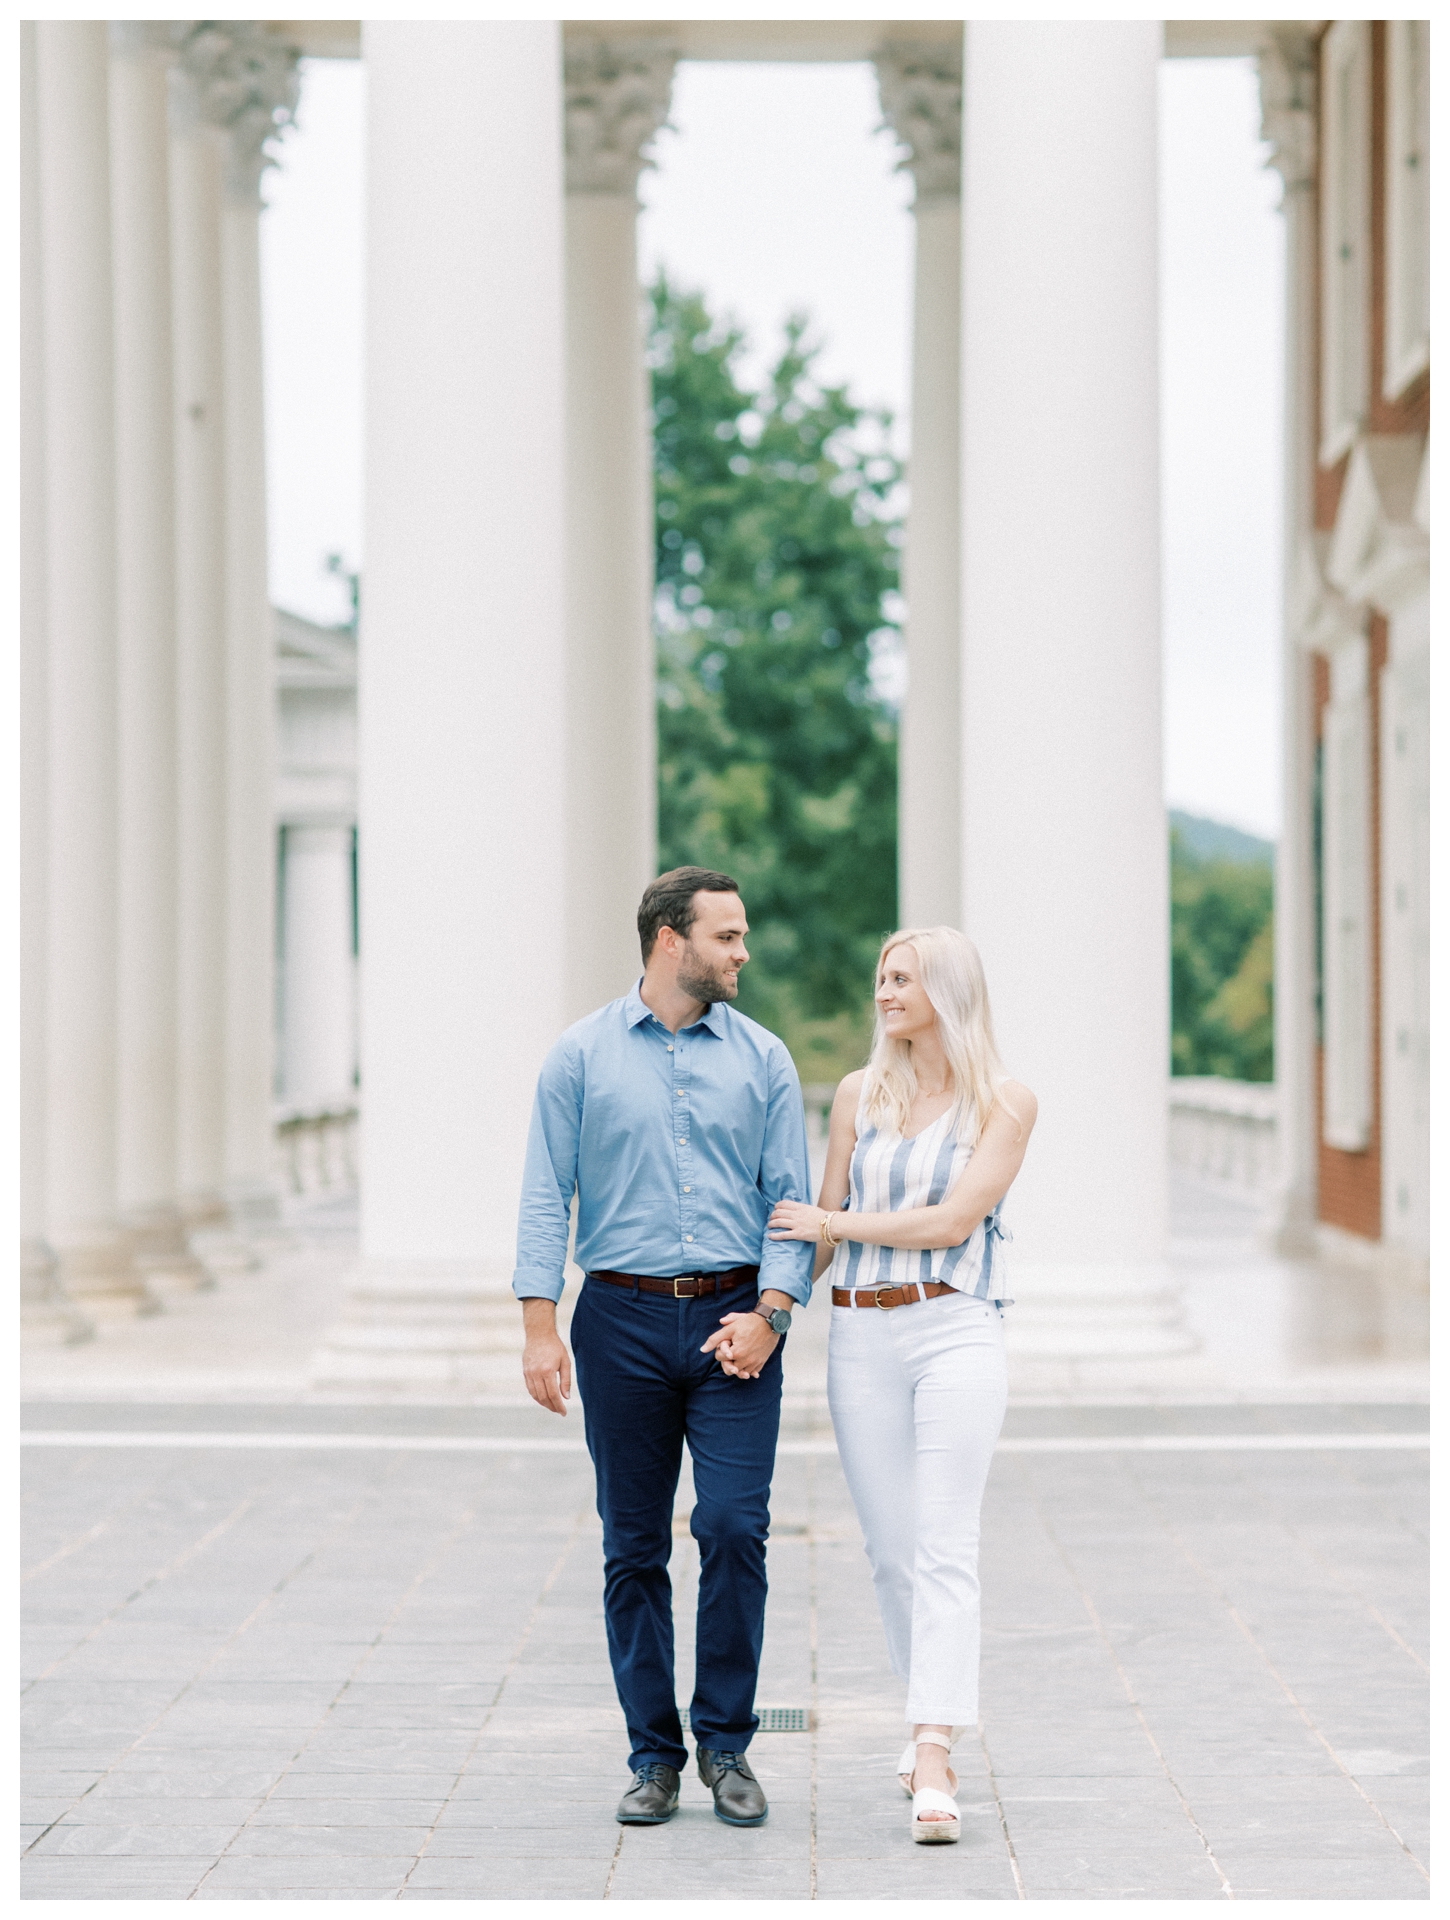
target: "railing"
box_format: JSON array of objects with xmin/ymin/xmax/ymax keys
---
[
  {"xmin": 273, "ymin": 1104, "xmax": 359, "ymax": 1196},
  {"xmin": 1168, "ymin": 1077, "xmax": 1278, "ymax": 1192},
  {"xmin": 269, "ymin": 1082, "xmax": 1277, "ymax": 1202}
]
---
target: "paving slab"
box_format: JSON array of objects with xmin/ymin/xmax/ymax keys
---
[{"xmin": 20, "ymin": 1204, "xmax": 1430, "ymax": 1904}]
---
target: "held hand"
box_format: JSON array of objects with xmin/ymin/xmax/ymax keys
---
[
  {"xmin": 768, "ymin": 1200, "xmax": 827, "ymax": 1241},
  {"xmin": 522, "ymin": 1327, "xmax": 572, "ymax": 1416},
  {"xmin": 701, "ymin": 1310, "xmax": 778, "ymax": 1381}
]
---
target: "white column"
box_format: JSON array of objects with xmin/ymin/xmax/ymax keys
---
[
  {"xmin": 35, "ymin": 23, "xmax": 154, "ymax": 1316},
  {"xmin": 959, "ymin": 22, "xmax": 1187, "ymax": 1363},
  {"xmin": 168, "ymin": 76, "xmax": 232, "ymax": 1258},
  {"xmin": 877, "ymin": 44, "xmax": 963, "ymax": 929},
  {"xmin": 561, "ymin": 39, "xmax": 673, "ymax": 1020},
  {"xmin": 282, "ymin": 824, "xmax": 357, "ymax": 1109},
  {"xmin": 315, "ymin": 22, "xmax": 569, "ymax": 1385},
  {"xmin": 169, "ymin": 24, "xmax": 301, "ymax": 1263},
  {"xmin": 217, "ymin": 39, "xmax": 299, "ymax": 1231},
  {"xmin": 1259, "ymin": 32, "xmax": 1321, "ymax": 1257},
  {"xmin": 110, "ymin": 24, "xmax": 203, "ymax": 1290},
  {"xmin": 21, "ymin": 22, "xmax": 92, "ymax": 1343}
]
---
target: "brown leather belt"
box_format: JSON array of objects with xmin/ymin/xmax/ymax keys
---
[
  {"xmin": 589, "ymin": 1265, "xmax": 758, "ymax": 1300},
  {"xmin": 832, "ymin": 1280, "xmax": 954, "ymax": 1310}
]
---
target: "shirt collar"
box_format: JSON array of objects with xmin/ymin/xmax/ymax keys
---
[
  {"xmin": 624, "ymin": 981, "xmax": 653, "ymax": 1028},
  {"xmin": 625, "ymin": 980, "xmax": 729, "ymax": 1038}
]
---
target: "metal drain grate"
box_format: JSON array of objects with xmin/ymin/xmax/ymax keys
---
[{"xmin": 679, "ymin": 1706, "xmax": 811, "ymax": 1734}]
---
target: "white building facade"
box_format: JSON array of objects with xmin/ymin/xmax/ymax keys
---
[{"xmin": 21, "ymin": 20, "xmax": 1430, "ymax": 1375}]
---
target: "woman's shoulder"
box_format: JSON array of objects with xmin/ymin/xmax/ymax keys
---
[
  {"xmin": 833, "ymin": 1068, "xmax": 868, "ymax": 1107},
  {"xmin": 993, "ymin": 1078, "xmax": 1038, "ymax": 1132},
  {"xmin": 829, "ymin": 1069, "xmax": 869, "ymax": 1135}
]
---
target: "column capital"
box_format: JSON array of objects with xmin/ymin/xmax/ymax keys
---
[
  {"xmin": 563, "ymin": 36, "xmax": 676, "ymax": 196},
  {"xmin": 875, "ymin": 39, "xmax": 962, "ymax": 205},
  {"xmin": 169, "ymin": 21, "xmax": 301, "ymax": 203},
  {"xmin": 1258, "ymin": 29, "xmax": 1317, "ymax": 194}
]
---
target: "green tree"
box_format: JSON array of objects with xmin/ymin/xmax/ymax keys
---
[
  {"xmin": 650, "ymin": 277, "xmax": 901, "ymax": 1077},
  {"xmin": 1170, "ymin": 829, "xmax": 1274, "ymax": 1080}
]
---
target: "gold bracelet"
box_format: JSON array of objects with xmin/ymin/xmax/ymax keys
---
[{"xmin": 820, "ymin": 1212, "xmax": 840, "ymax": 1248}]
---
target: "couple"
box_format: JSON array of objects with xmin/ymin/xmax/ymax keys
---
[{"xmin": 514, "ymin": 867, "xmax": 1035, "ymax": 1843}]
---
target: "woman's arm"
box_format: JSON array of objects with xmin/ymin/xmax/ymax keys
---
[
  {"xmin": 769, "ymin": 1081, "xmax": 1037, "ymax": 1254},
  {"xmin": 808, "ymin": 1072, "xmax": 862, "ymax": 1280}
]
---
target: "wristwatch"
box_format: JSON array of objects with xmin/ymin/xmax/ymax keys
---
[{"xmin": 754, "ymin": 1302, "xmax": 792, "ymax": 1336}]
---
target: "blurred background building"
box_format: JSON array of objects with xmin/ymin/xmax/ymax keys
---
[{"xmin": 20, "ymin": 21, "xmax": 1429, "ymax": 1384}]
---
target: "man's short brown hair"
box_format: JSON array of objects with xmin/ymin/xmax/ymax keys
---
[{"xmin": 637, "ymin": 867, "xmax": 741, "ymax": 966}]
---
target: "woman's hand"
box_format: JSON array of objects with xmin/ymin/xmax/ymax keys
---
[{"xmin": 768, "ymin": 1200, "xmax": 828, "ymax": 1241}]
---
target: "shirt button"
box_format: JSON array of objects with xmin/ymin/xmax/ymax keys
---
[
  {"xmin": 678, "ymin": 1138, "xmax": 685, "ymax": 1144},
  {"xmin": 676, "ymin": 1090, "xmax": 685, "ymax": 1096},
  {"xmin": 667, "ymin": 1045, "xmax": 674, "ymax": 1052},
  {"xmin": 685, "ymin": 1234, "xmax": 694, "ymax": 1242},
  {"xmin": 683, "ymin": 1186, "xmax": 691, "ymax": 1193}
]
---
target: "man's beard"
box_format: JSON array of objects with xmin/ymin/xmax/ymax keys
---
[{"xmin": 678, "ymin": 947, "xmax": 738, "ymax": 1005}]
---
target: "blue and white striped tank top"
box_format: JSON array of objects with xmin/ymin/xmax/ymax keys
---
[{"xmin": 833, "ymin": 1085, "xmax": 1012, "ymax": 1304}]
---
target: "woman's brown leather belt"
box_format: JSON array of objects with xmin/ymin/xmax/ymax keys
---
[
  {"xmin": 589, "ymin": 1266, "xmax": 757, "ymax": 1299},
  {"xmin": 831, "ymin": 1280, "xmax": 954, "ymax": 1310}
]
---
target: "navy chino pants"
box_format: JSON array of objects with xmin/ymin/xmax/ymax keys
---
[{"xmin": 570, "ymin": 1275, "xmax": 783, "ymax": 1773}]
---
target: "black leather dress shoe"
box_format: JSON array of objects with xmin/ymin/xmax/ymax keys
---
[
  {"xmin": 697, "ymin": 1748, "xmax": 768, "ymax": 1826},
  {"xmin": 616, "ymin": 1763, "xmax": 681, "ymax": 1825}
]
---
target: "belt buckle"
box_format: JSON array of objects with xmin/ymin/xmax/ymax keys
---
[
  {"xmin": 674, "ymin": 1276, "xmax": 694, "ymax": 1298},
  {"xmin": 873, "ymin": 1285, "xmax": 895, "ymax": 1309}
]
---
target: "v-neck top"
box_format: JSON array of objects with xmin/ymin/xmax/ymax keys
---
[{"xmin": 832, "ymin": 1086, "xmax": 1012, "ymax": 1303}]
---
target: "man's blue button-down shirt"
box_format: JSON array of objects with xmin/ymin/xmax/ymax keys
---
[{"xmin": 512, "ymin": 982, "xmax": 816, "ymax": 1307}]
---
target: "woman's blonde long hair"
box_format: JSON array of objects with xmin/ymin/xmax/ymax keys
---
[{"xmin": 861, "ymin": 926, "xmax": 1011, "ymax": 1148}]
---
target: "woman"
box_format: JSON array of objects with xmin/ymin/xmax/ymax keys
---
[{"xmin": 769, "ymin": 927, "xmax": 1035, "ymax": 1844}]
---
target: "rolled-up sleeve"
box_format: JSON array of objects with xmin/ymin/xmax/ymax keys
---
[
  {"xmin": 754, "ymin": 1043, "xmax": 817, "ymax": 1307},
  {"xmin": 512, "ymin": 1040, "xmax": 583, "ymax": 1302}
]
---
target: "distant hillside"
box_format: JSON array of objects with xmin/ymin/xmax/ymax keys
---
[{"xmin": 1170, "ymin": 809, "xmax": 1274, "ymax": 868}]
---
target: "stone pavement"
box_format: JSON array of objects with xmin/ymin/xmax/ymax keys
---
[{"xmin": 21, "ymin": 1393, "xmax": 1429, "ymax": 1900}]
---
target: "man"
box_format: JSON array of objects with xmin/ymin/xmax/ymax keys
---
[{"xmin": 514, "ymin": 867, "xmax": 814, "ymax": 1828}]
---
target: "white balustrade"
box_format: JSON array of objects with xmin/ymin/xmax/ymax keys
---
[
  {"xmin": 1168, "ymin": 1078, "xmax": 1279, "ymax": 1193},
  {"xmin": 273, "ymin": 1106, "xmax": 359, "ymax": 1199}
]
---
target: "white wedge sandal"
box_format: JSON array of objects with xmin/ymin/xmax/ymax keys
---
[{"xmin": 897, "ymin": 1731, "xmax": 961, "ymax": 1845}]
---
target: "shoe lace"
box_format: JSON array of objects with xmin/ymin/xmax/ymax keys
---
[
  {"xmin": 635, "ymin": 1763, "xmax": 675, "ymax": 1787},
  {"xmin": 706, "ymin": 1750, "xmax": 748, "ymax": 1775}
]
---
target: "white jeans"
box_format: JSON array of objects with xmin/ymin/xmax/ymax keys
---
[{"xmin": 827, "ymin": 1288, "xmax": 1008, "ymax": 1727}]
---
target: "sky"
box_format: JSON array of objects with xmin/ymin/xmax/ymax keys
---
[{"xmin": 260, "ymin": 52, "xmax": 1284, "ymax": 839}]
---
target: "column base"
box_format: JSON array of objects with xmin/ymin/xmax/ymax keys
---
[
  {"xmin": 1307, "ymin": 1226, "xmax": 1429, "ymax": 1364},
  {"xmin": 228, "ymin": 1183, "xmax": 299, "ymax": 1262},
  {"xmin": 1003, "ymin": 1261, "xmax": 1197, "ymax": 1360},
  {"xmin": 311, "ymin": 1260, "xmax": 525, "ymax": 1391},
  {"xmin": 1265, "ymin": 1180, "xmax": 1320, "ymax": 1258},
  {"xmin": 49, "ymin": 1222, "xmax": 162, "ymax": 1317},
  {"xmin": 1315, "ymin": 1223, "xmax": 1430, "ymax": 1293},
  {"xmin": 125, "ymin": 1201, "xmax": 215, "ymax": 1293},
  {"xmin": 20, "ymin": 1237, "xmax": 96, "ymax": 1346},
  {"xmin": 180, "ymin": 1191, "xmax": 263, "ymax": 1279},
  {"xmin": 225, "ymin": 1174, "xmax": 289, "ymax": 1238}
]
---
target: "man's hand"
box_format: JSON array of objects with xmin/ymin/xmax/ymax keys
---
[
  {"xmin": 521, "ymin": 1298, "xmax": 571, "ymax": 1415},
  {"xmin": 701, "ymin": 1299, "xmax": 787, "ymax": 1381}
]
